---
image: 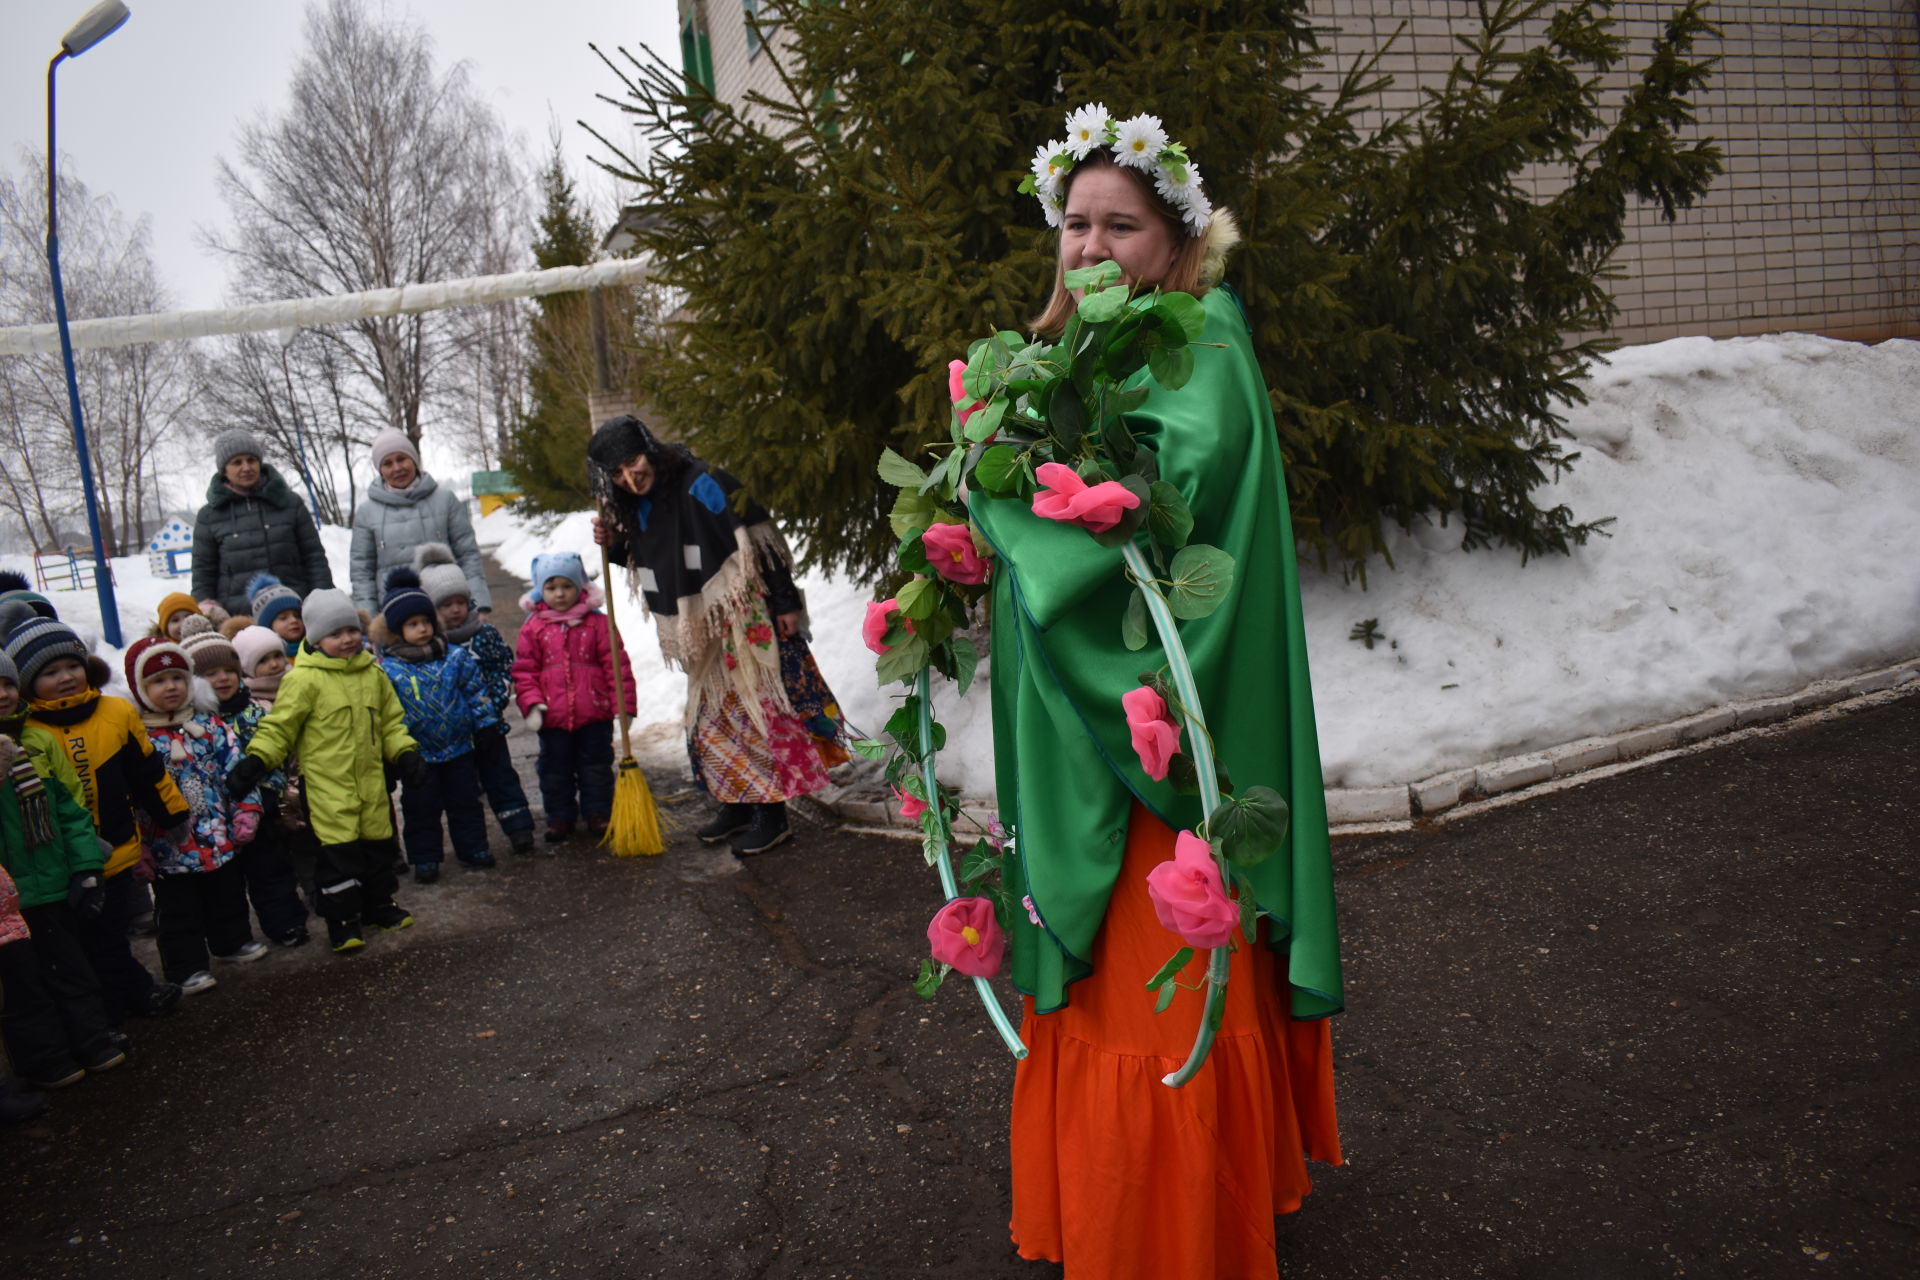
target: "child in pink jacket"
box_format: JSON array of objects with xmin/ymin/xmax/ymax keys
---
[{"xmin": 511, "ymin": 553, "xmax": 635, "ymax": 843}]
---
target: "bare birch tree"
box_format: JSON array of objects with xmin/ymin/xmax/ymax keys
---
[
  {"xmin": 205, "ymin": 0, "xmax": 528, "ymax": 461},
  {"xmin": 0, "ymin": 153, "xmax": 196, "ymax": 554}
]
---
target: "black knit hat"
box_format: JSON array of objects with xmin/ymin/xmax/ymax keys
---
[
  {"xmin": 4, "ymin": 616, "xmax": 91, "ymax": 695},
  {"xmin": 379, "ymin": 566, "xmax": 437, "ymax": 634}
]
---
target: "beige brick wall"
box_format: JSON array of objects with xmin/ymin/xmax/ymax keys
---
[{"xmin": 1309, "ymin": 0, "xmax": 1920, "ymax": 342}]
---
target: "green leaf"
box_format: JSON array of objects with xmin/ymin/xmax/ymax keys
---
[
  {"xmin": 974, "ymin": 444, "xmax": 1020, "ymax": 494},
  {"xmin": 958, "ymin": 839, "xmax": 1000, "ymax": 884},
  {"xmin": 964, "ymin": 396, "xmax": 1008, "ymax": 443},
  {"xmin": 1077, "ymin": 287, "xmax": 1128, "ymax": 323},
  {"xmin": 1147, "ymin": 344, "xmax": 1194, "ymax": 391},
  {"xmin": 888, "ymin": 488, "xmax": 939, "ymax": 540},
  {"xmin": 1166, "ymin": 543, "xmax": 1234, "ymax": 619},
  {"xmin": 1147, "ymin": 480, "xmax": 1194, "ymax": 549},
  {"xmin": 1206, "ymin": 785, "xmax": 1292, "ymax": 867},
  {"xmin": 949, "ymin": 635, "xmax": 980, "ymax": 699},
  {"xmin": 874, "ymin": 633, "xmax": 930, "ymax": 687},
  {"xmin": 1150, "ymin": 293, "xmax": 1207, "ymax": 345},
  {"xmin": 877, "ymin": 447, "xmax": 928, "ymax": 489},
  {"xmin": 1063, "ymin": 261, "xmax": 1122, "ymax": 291},
  {"xmin": 883, "ymin": 696, "xmax": 922, "ymax": 749},
  {"xmin": 897, "ymin": 574, "xmax": 940, "ymax": 621},
  {"xmin": 1047, "ymin": 385, "xmax": 1087, "ymax": 451},
  {"xmin": 1121, "ymin": 585, "xmax": 1150, "ymax": 651},
  {"xmin": 1166, "ymin": 751, "xmax": 1199, "ymax": 796},
  {"xmin": 849, "ymin": 737, "xmax": 888, "ymax": 761},
  {"xmin": 896, "ymin": 530, "xmax": 929, "ymax": 574},
  {"xmin": 1154, "ymin": 983, "xmax": 1177, "ymax": 1013},
  {"xmin": 1145, "ymin": 946, "xmax": 1195, "ymax": 991},
  {"xmin": 913, "ymin": 958, "xmax": 945, "ymax": 1000}
]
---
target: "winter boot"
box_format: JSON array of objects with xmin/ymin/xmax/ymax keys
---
[
  {"xmin": 544, "ymin": 820, "xmax": 574, "ymax": 845},
  {"xmin": 365, "ymin": 902, "xmax": 414, "ymax": 932},
  {"xmin": 327, "ymin": 918, "xmax": 365, "ymax": 953},
  {"xmin": 0, "ymin": 1079, "xmax": 49, "ymax": 1125},
  {"xmin": 730, "ymin": 803, "xmax": 792, "ymax": 856},
  {"xmin": 509, "ymin": 829, "xmax": 536, "ymax": 855},
  {"xmin": 698, "ymin": 803, "xmax": 754, "ymax": 845}
]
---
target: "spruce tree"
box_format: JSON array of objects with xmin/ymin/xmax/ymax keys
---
[
  {"xmin": 590, "ymin": 0, "xmax": 1721, "ymax": 580},
  {"xmin": 502, "ymin": 145, "xmax": 606, "ymax": 513}
]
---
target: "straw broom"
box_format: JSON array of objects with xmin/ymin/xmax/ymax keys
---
[{"xmin": 598, "ymin": 542, "xmax": 666, "ymax": 856}]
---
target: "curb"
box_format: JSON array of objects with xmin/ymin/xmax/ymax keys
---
[{"xmin": 815, "ymin": 657, "xmax": 1920, "ymax": 840}]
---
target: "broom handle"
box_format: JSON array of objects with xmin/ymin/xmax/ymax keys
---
[{"xmin": 599, "ymin": 540, "xmax": 633, "ymax": 759}]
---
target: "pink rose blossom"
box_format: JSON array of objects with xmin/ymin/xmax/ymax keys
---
[
  {"xmin": 863, "ymin": 598, "xmax": 904, "ymax": 654},
  {"xmin": 947, "ymin": 358, "xmax": 984, "ymax": 426},
  {"xmin": 1030, "ymin": 462, "xmax": 1142, "ymax": 534},
  {"xmin": 922, "ymin": 522, "xmax": 990, "ymax": 585},
  {"xmin": 894, "ymin": 785, "xmax": 928, "ymax": 821},
  {"xmin": 927, "ymin": 897, "xmax": 1005, "ymax": 978},
  {"xmin": 1022, "ymin": 894, "xmax": 1041, "ymax": 926},
  {"xmin": 1145, "ymin": 831, "xmax": 1239, "ymax": 949},
  {"xmin": 1121, "ymin": 685, "xmax": 1182, "ymax": 781}
]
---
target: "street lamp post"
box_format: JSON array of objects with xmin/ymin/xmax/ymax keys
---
[{"xmin": 46, "ymin": 0, "xmax": 132, "ymax": 646}]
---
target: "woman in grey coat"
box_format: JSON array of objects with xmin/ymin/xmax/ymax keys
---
[
  {"xmin": 349, "ymin": 428, "xmax": 492, "ymax": 617},
  {"xmin": 192, "ymin": 430, "xmax": 335, "ymax": 617}
]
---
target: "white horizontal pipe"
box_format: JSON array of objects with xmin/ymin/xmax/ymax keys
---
[{"xmin": 0, "ymin": 258, "xmax": 652, "ymax": 356}]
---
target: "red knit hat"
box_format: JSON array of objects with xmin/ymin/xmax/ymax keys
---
[{"xmin": 123, "ymin": 636, "xmax": 193, "ymax": 713}]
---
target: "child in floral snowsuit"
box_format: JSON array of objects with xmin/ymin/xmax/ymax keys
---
[
  {"xmin": 178, "ymin": 619, "xmax": 309, "ymax": 949},
  {"xmin": 511, "ymin": 552, "xmax": 635, "ymax": 843},
  {"xmin": 413, "ymin": 542, "xmax": 534, "ymax": 855},
  {"xmin": 124, "ymin": 638, "xmax": 267, "ymax": 995}
]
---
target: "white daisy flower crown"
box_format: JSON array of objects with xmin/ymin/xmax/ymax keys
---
[{"xmin": 1019, "ymin": 102, "xmax": 1213, "ymax": 236}]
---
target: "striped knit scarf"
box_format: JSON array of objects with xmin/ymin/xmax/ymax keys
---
[{"xmin": 0, "ymin": 737, "xmax": 53, "ymax": 848}]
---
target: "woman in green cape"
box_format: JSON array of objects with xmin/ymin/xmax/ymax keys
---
[{"xmin": 969, "ymin": 108, "xmax": 1345, "ymax": 1278}]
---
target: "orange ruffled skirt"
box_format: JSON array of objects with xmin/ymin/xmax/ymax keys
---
[{"xmin": 1010, "ymin": 802, "xmax": 1342, "ymax": 1279}]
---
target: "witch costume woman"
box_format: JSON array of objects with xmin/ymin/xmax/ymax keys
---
[{"xmin": 587, "ymin": 416, "xmax": 847, "ymax": 854}]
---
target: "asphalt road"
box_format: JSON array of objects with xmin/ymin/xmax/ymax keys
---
[{"xmin": 3, "ymin": 647, "xmax": 1913, "ymax": 1277}]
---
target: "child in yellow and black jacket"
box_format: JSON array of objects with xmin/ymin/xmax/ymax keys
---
[{"xmin": 2, "ymin": 616, "xmax": 188, "ymax": 1023}]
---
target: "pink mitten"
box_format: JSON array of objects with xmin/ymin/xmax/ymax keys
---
[{"xmin": 232, "ymin": 810, "xmax": 261, "ymax": 845}]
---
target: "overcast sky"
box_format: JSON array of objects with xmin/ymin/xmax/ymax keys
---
[{"xmin": 1, "ymin": 0, "xmax": 681, "ymax": 312}]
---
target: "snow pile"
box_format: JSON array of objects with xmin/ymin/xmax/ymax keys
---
[{"xmin": 9, "ymin": 332, "xmax": 1918, "ymax": 798}]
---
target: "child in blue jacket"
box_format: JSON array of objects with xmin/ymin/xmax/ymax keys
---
[
  {"xmin": 413, "ymin": 542, "xmax": 534, "ymax": 855},
  {"xmin": 372, "ymin": 568, "xmax": 497, "ymax": 884}
]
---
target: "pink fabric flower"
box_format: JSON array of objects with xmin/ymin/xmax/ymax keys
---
[
  {"xmin": 922, "ymin": 523, "xmax": 990, "ymax": 585},
  {"xmin": 1145, "ymin": 831, "xmax": 1239, "ymax": 949},
  {"xmin": 927, "ymin": 897, "xmax": 1005, "ymax": 978},
  {"xmin": 1030, "ymin": 462, "xmax": 1142, "ymax": 534},
  {"xmin": 745, "ymin": 622, "xmax": 774, "ymax": 647},
  {"xmin": 863, "ymin": 598, "xmax": 903, "ymax": 654},
  {"xmin": 894, "ymin": 785, "xmax": 928, "ymax": 821},
  {"xmin": 231, "ymin": 810, "xmax": 260, "ymax": 845},
  {"xmin": 1121, "ymin": 685, "xmax": 1182, "ymax": 781},
  {"xmin": 947, "ymin": 358, "xmax": 984, "ymax": 425}
]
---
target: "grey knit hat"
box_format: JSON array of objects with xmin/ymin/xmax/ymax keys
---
[
  {"xmin": 0, "ymin": 649, "xmax": 18, "ymax": 689},
  {"xmin": 4, "ymin": 616, "xmax": 90, "ymax": 693},
  {"xmin": 301, "ymin": 588, "xmax": 361, "ymax": 642},
  {"xmin": 412, "ymin": 542, "xmax": 470, "ymax": 608},
  {"xmin": 214, "ymin": 428, "xmax": 267, "ymax": 472}
]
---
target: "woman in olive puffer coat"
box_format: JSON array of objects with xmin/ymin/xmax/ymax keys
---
[{"xmin": 191, "ymin": 431, "xmax": 334, "ymax": 617}]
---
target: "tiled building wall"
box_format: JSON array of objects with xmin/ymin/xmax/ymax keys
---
[
  {"xmin": 1308, "ymin": 0, "xmax": 1919, "ymax": 342},
  {"xmin": 680, "ymin": 0, "xmax": 1919, "ymax": 343}
]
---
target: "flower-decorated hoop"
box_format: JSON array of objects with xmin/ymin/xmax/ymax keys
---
[{"xmin": 1020, "ymin": 102, "xmax": 1212, "ymax": 235}]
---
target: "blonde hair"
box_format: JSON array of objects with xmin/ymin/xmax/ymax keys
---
[{"xmin": 1030, "ymin": 151, "xmax": 1241, "ymax": 335}]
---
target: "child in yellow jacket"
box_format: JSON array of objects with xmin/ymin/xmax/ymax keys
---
[{"xmin": 226, "ymin": 590, "xmax": 425, "ymax": 954}]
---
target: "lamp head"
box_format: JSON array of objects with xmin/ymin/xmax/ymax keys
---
[{"xmin": 60, "ymin": 1, "xmax": 130, "ymax": 57}]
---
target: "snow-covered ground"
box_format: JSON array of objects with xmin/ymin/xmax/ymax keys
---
[{"xmin": 10, "ymin": 332, "xmax": 1919, "ymax": 798}]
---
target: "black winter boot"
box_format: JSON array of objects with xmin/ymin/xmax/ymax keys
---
[
  {"xmin": 697, "ymin": 802, "xmax": 754, "ymax": 845},
  {"xmin": 729, "ymin": 803, "xmax": 791, "ymax": 856}
]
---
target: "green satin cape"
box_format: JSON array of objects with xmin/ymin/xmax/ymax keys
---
[{"xmin": 970, "ymin": 286, "xmax": 1343, "ymax": 1019}]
